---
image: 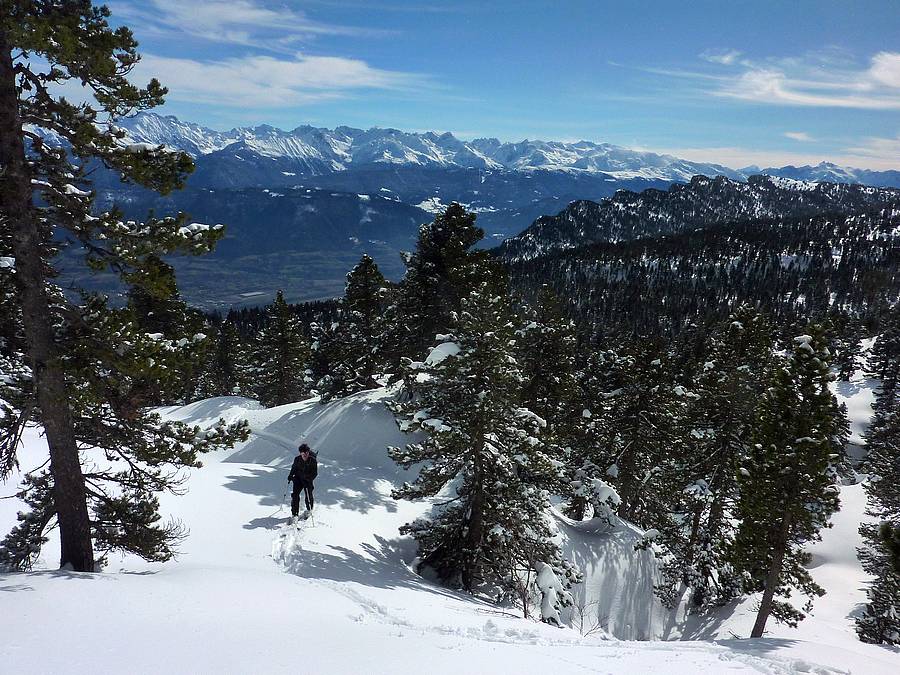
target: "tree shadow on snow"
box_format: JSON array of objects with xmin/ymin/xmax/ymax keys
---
[
  {"xmin": 279, "ymin": 532, "xmax": 480, "ymax": 606},
  {"xmin": 245, "ymin": 515, "xmax": 292, "ymax": 530},
  {"xmin": 675, "ymin": 599, "xmax": 743, "ymax": 641},
  {"xmin": 224, "ymin": 461, "xmax": 400, "ymax": 516},
  {"xmin": 833, "ymin": 379, "xmax": 869, "ymax": 398},
  {"xmin": 563, "ymin": 523, "xmax": 661, "ymax": 641},
  {"xmin": 716, "ymin": 636, "xmax": 800, "ymax": 656},
  {"xmin": 0, "ymin": 569, "xmax": 106, "ymax": 587},
  {"xmin": 0, "ymin": 581, "xmax": 34, "ymax": 592}
]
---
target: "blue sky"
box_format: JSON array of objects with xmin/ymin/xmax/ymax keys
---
[{"xmin": 109, "ymin": 0, "xmax": 900, "ymax": 169}]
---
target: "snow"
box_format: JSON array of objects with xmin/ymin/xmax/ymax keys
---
[
  {"xmin": 415, "ymin": 196, "xmax": 447, "ymax": 214},
  {"xmin": 0, "ymin": 256, "xmax": 14, "ymax": 269},
  {"xmin": 125, "ymin": 142, "xmax": 159, "ymax": 153},
  {"xmin": 177, "ymin": 222, "xmax": 222, "ymax": 237},
  {"xmin": 2, "ymin": 384, "xmax": 898, "ymax": 673},
  {"xmin": 63, "ymin": 183, "xmax": 91, "ymax": 196},
  {"xmin": 424, "ymin": 341, "xmax": 460, "ymax": 366},
  {"xmin": 535, "ymin": 561, "xmax": 568, "ymax": 626},
  {"xmin": 831, "ymin": 360, "xmax": 878, "ymax": 450}
]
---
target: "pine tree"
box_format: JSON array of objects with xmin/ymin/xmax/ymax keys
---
[
  {"xmin": 866, "ymin": 310, "xmax": 900, "ymax": 387},
  {"xmin": 600, "ymin": 341, "xmax": 687, "ymax": 530},
  {"xmin": 557, "ymin": 348, "xmax": 623, "ymax": 523},
  {"xmin": 250, "ymin": 290, "xmax": 311, "ymax": 407},
  {"xmin": 0, "ymin": 1, "xmax": 247, "ymax": 571},
  {"xmin": 125, "ymin": 254, "xmax": 211, "ymax": 404},
  {"xmin": 856, "ymin": 323, "xmax": 900, "ymax": 644},
  {"xmin": 195, "ymin": 320, "xmax": 248, "ymax": 399},
  {"xmin": 388, "ymin": 203, "xmax": 489, "ymax": 363},
  {"xmin": 831, "ymin": 313, "xmax": 863, "ymax": 382},
  {"xmin": 388, "ymin": 286, "xmax": 579, "ymax": 614},
  {"xmin": 316, "ymin": 254, "xmax": 389, "ymax": 400},
  {"xmin": 654, "ymin": 308, "xmax": 774, "ymax": 611},
  {"xmin": 517, "ymin": 287, "xmax": 578, "ymax": 429},
  {"xmin": 734, "ymin": 327, "xmax": 847, "ymax": 637}
]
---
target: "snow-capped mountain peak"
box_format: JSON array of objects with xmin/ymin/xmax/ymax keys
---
[{"xmin": 114, "ymin": 112, "xmax": 744, "ymax": 182}]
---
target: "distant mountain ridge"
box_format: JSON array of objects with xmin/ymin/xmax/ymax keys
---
[
  {"xmin": 116, "ymin": 113, "xmax": 742, "ymax": 183},
  {"xmin": 39, "ymin": 113, "xmax": 900, "ymax": 308},
  {"xmin": 498, "ymin": 174, "xmax": 900, "ymax": 261},
  {"xmin": 500, "ymin": 175, "xmax": 900, "ymax": 336},
  {"xmin": 115, "ymin": 113, "xmax": 899, "ymax": 188}
]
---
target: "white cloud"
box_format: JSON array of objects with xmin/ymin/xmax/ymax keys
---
[
  {"xmin": 843, "ymin": 134, "xmax": 900, "ymax": 168},
  {"xmin": 783, "ymin": 131, "xmax": 814, "ymax": 142},
  {"xmin": 701, "ymin": 49, "xmax": 742, "ymax": 66},
  {"xmin": 715, "ymin": 51, "xmax": 900, "ymax": 110},
  {"xmin": 656, "ymin": 50, "xmax": 900, "ymax": 111},
  {"xmin": 136, "ymin": 53, "xmax": 422, "ymax": 108},
  {"xmin": 112, "ymin": 0, "xmax": 379, "ymax": 49},
  {"xmin": 868, "ymin": 51, "xmax": 900, "ymax": 88}
]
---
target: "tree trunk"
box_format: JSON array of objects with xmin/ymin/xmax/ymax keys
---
[
  {"xmin": 0, "ymin": 35, "xmax": 94, "ymax": 571},
  {"xmin": 463, "ymin": 429, "xmax": 486, "ymax": 591},
  {"xmin": 750, "ymin": 511, "xmax": 792, "ymax": 638}
]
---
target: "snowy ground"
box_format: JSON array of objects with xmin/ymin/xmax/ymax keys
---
[{"xmin": 2, "ymin": 382, "xmax": 898, "ymax": 674}]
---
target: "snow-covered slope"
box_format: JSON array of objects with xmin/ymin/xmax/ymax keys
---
[{"xmin": 1, "ymin": 385, "xmax": 897, "ymax": 673}]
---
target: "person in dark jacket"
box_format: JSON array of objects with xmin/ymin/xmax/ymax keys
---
[{"xmin": 288, "ymin": 443, "xmax": 318, "ymax": 517}]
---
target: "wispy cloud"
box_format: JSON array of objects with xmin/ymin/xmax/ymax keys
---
[
  {"xmin": 783, "ymin": 131, "xmax": 814, "ymax": 142},
  {"xmin": 701, "ymin": 49, "xmax": 743, "ymax": 66},
  {"xmin": 701, "ymin": 50, "xmax": 900, "ymax": 110},
  {"xmin": 137, "ymin": 53, "xmax": 424, "ymax": 108},
  {"xmin": 843, "ymin": 134, "xmax": 900, "ymax": 169},
  {"xmin": 112, "ymin": 0, "xmax": 385, "ymax": 50},
  {"xmin": 650, "ymin": 142, "xmax": 899, "ymax": 171}
]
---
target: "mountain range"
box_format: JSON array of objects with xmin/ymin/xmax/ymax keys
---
[
  {"xmin": 115, "ymin": 113, "xmax": 745, "ymax": 183},
  {"xmin": 112, "ymin": 113, "xmax": 900, "ymax": 188},
  {"xmin": 499, "ymin": 174, "xmax": 900, "ymax": 260},
  {"xmin": 499, "ymin": 175, "xmax": 900, "ymax": 336},
  {"xmin": 46, "ymin": 113, "xmax": 900, "ymax": 307}
]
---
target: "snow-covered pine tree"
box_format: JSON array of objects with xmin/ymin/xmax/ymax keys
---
[
  {"xmin": 125, "ymin": 254, "xmax": 211, "ymax": 404},
  {"xmin": 653, "ymin": 307, "xmax": 774, "ymax": 612},
  {"xmin": 557, "ymin": 348, "xmax": 623, "ymax": 523},
  {"xmin": 316, "ymin": 254, "xmax": 389, "ymax": 400},
  {"xmin": 387, "ymin": 203, "xmax": 489, "ymax": 364},
  {"xmin": 388, "ymin": 286, "xmax": 579, "ymax": 616},
  {"xmin": 195, "ymin": 319, "xmax": 248, "ymax": 399},
  {"xmin": 250, "ymin": 290, "xmax": 311, "ymax": 407},
  {"xmin": 308, "ymin": 318, "xmax": 345, "ymax": 401},
  {"xmin": 0, "ymin": 1, "xmax": 248, "ymax": 571},
  {"xmin": 599, "ymin": 342, "xmax": 687, "ymax": 530},
  {"xmin": 856, "ymin": 320, "xmax": 900, "ymax": 644},
  {"xmin": 866, "ymin": 309, "xmax": 900, "ymax": 386},
  {"xmin": 517, "ymin": 286, "xmax": 578, "ymax": 429},
  {"xmin": 733, "ymin": 327, "xmax": 848, "ymax": 637},
  {"xmin": 830, "ymin": 312, "xmax": 864, "ymax": 382}
]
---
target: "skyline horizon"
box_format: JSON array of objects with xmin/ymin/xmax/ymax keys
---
[
  {"xmin": 124, "ymin": 109, "xmax": 900, "ymax": 173},
  {"xmin": 105, "ymin": 1, "xmax": 900, "ymax": 172}
]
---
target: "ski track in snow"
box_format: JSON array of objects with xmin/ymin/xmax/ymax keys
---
[{"xmin": 2, "ymin": 385, "xmax": 899, "ymax": 673}]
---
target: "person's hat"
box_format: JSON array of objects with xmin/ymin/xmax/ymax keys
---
[{"xmin": 299, "ymin": 443, "xmax": 310, "ymax": 453}]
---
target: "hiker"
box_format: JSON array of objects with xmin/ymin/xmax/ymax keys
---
[{"xmin": 288, "ymin": 443, "xmax": 318, "ymax": 518}]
